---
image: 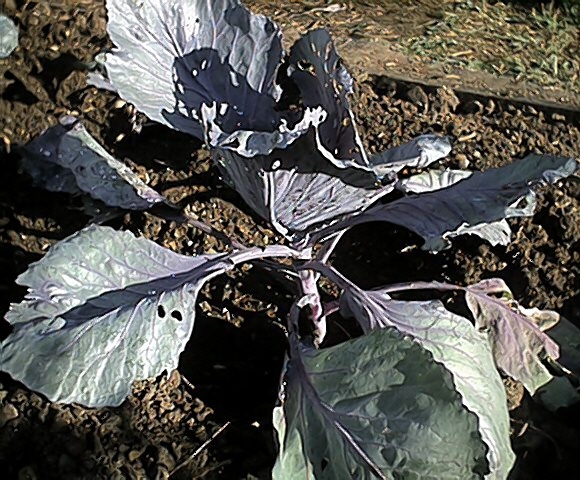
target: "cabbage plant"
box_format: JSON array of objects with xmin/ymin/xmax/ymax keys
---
[{"xmin": 1, "ymin": 1, "xmax": 579, "ymax": 478}]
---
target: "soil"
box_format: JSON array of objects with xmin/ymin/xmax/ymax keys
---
[{"xmin": 1, "ymin": 1, "xmax": 579, "ymax": 479}]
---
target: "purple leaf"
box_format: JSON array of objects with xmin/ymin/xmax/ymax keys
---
[
  {"xmin": 98, "ymin": 0, "xmax": 326, "ymax": 158},
  {"xmin": 375, "ymin": 277, "xmax": 562, "ymax": 395},
  {"xmin": 288, "ymin": 29, "xmax": 369, "ymax": 172},
  {"xmin": 319, "ymin": 154, "xmax": 579, "ymax": 250},
  {"xmin": 19, "ymin": 117, "xmax": 165, "ymax": 210},
  {"xmin": 464, "ymin": 280, "xmax": 560, "ymax": 394},
  {"xmin": 0, "ymin": 225, "xmax": 302, "ymax": 407},
  {"xmin": 216, "ymin": 137, "xmax": 393, "ymax": 239},
  {"xmin": 273, "ymin": 302, "xmax": 489, "ymax": 479}
]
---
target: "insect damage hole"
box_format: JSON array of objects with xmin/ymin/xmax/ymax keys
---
[
  {"xmin": 171, "ymin": 310, "xmax": 183, "ymax": 322},
  {"xmin": 297, "ymin": 59, "xmax": 314, "ymax": 73},
  {"xmin": 157, "ymin": 305, "xmax": 166, "ymax": 318}
]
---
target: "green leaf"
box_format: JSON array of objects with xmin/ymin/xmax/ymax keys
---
[
  {"xmin": 341, "ymin": 286, "xmax": 515, "ymax": 479},
  {"xmin": 273, "ymin": 328, "xmax": 488, "ymax": 480}
]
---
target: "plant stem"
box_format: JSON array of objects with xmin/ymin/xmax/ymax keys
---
[
  {"xmin": 295, "ymin": 232, "xmax": 346, "ymax": 346},
  {"xmin": 324, "ymin": 299, "xmax": 341, "ymax": 317}
]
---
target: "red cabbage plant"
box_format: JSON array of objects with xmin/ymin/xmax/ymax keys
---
[{"xmin": 2, "ymin": 1, "xmax": 579, "ymax": 478}]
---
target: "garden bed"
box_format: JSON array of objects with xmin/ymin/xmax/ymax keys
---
[{"xmin": 1, "ymin": 1, "xmax": 579, "ymax": 479}]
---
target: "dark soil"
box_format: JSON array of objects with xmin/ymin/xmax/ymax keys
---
[{"xmin": 1, "ymin": 1, "xmax": 579, "ymax": 479}]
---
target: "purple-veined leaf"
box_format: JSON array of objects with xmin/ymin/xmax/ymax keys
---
[
  {"xmin": 368, "ymin": 277, "xmax": 564, "ymax": 397},
  {"xmin": 217, "ymin": 132, "xmax": 455, "ymax": 241},
  {"xmin": 0, "ymin": 225, "xmax": 303, "ymax": 407},
  {"xmin": 97, "ymin": 0, "xmax": 324, "ymax": 157},
  {"xmin": 464, "ymin": 279, "xmax": 560, "ymax": 394},
  {"xmin": 273, "ymin": 303, "xmax": 488, "ymax": 479},
  {"xmin": 329, "ymin": 269, "xmax": 514, "ymax": 479},
  {"xmin": 396, "ymin": 169, "xmax": 514, "ymax": 247},
  {"xmin": 216, "ymin": 136, "xmax": 393, "ymax": 239},
  {"xmin": 19, "ymin": 116, "xmax": 165, "ymax": 210},
  {"xmin": 318, "ymin": 154, "xmax": 579, "ymax": 250},
  {"xmin": 288, "ymin": 31, "xmax": 451, "ymax": 180}
]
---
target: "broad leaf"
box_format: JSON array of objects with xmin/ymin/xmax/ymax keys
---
[
  {"xmin": 0, "ymin": 225, "xmax": 298, "ymax": 407},
  {"xmin": 19, "ymin": 116, "xmax": 165, "ymax": 210},
  {"xmin": 340, "ymin": 286, "xmax": 515, "ymax": 479},
  {"xmin": 273, "ymin": 327, "xmax": 489, "ymax": 479},
  {"xmin": 470, "ymin": 298, "xmax": 580, "ymax": 409},
  {"xmin": 323, "ymin": 154, "xmax": 579, "ymax": 250},
  {"xmin": 396, "ymin": 169, "xmax": 517, "ymax": 247},
  {"xmin": 99, "ymin": 0, "xmax": 323, "ymax": 156},
  {"xmin": 373, "ymin": 277, "xmax": 564, "ymax": 397},
  {"xmin": 217, "ymin": 131, "xmax": 456, "ymax": 241}
]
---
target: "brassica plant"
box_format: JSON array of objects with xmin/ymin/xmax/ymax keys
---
[{"xmin": 1, "ymin": 1, "xmax": 579, "ymax": 478}]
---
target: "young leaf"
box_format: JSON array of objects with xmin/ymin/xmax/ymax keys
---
[
  {"xmin": 0, "ymin": 225, "xmax": 299, "ymax": 407},
  {"xmin": 19, "ymin": 116, "xmax": 166, "ymax": 210},
  {"xmin": 321, "ymin": 154, "xmax": 579, "ymax": 250},
  {"xmin": 273, "ymin": 327, "xmax": 489, "ymax": 479},
  {"xmin": 340, "ymin": 286, "xmax": 515, "ymax": 479}
]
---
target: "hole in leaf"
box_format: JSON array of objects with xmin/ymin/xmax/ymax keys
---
[
  {"xmin": 171, "ymin": 310, "xmax": 183, "ymax": 322},
  {"xmin": 225, "ymin": 138, "xmax": 240, "ymax": 149},
  {"xmin": 297, "ymin": 60, "xmax": 314, "ymax": 73},
  {"xmin": 157, "ymin": 305, "xmax": 166, "ymax": 318}
]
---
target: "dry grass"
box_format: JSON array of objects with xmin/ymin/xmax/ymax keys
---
[
  {"xmin": 248, "ymin": 0, "xmax": 580, "ymax": 97},
  {"xmin": 391, "ymin": 0, "xmax": 580, "ymax": 93}
]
